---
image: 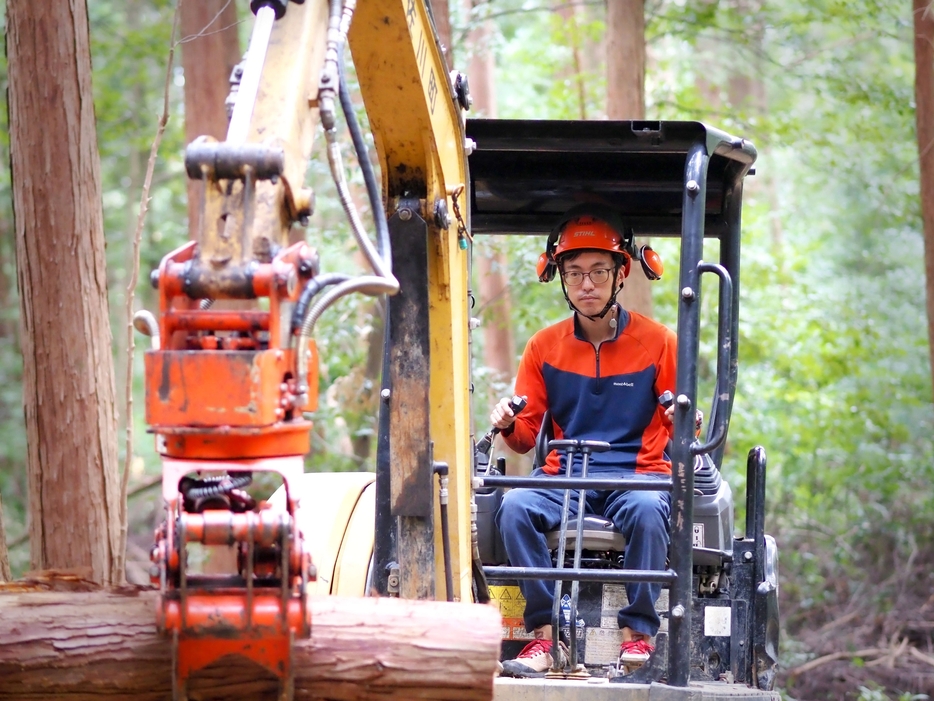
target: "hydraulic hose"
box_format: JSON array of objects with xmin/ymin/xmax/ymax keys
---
[
  {"xmin": 180, "ymin": 473, "xmax": 253, "ymax": 500},
  {"xmin": 295, "ymin": 0, "xmax": 398, "ymax": 398},
  {"xmin": 338, "ymin": 46, "xmax": 390, "ymax": 261},
  {"xmin": 290, "ymin": 272, "xmax": 351, "ymax": 336}
]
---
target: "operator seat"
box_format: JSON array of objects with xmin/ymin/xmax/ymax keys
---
[
  {"xmin": 535, "ymin": 412, "xmax": 734, "ymax": 568},
  {"xmin": 534, "ymin": 411, "xmax": 627, "ymax": 554}
]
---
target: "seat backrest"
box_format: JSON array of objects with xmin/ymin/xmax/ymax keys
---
[{"xmin": 533, "ymin": 409, "xmax": 553, "ymax": 470}]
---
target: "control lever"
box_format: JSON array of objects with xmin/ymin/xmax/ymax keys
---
[
  {"xmin": 658, "ymin": 390, "xmax": 703, "ymax": 435},
  {"xmin": 660, "ymin": 389, "xmax": 707, "ymax": 484},
  {"xmin": 476, "ymin": 395, "xmax": 527, "ymax": 457}
]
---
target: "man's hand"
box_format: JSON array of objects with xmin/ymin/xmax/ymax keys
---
[
  {"xmin": 490, "ymin": 395, "xmax": 526, "ymax": 430},
  {"xmin": 662, "ymin": 405, "xmax": 703, "ymax": 434}
]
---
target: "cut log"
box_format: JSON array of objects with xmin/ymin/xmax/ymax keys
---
[{"xmin": 0, "ymin": 582, "xmax": 501, "ymax": 701}]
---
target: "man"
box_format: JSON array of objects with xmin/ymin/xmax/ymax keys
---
[{"xmin": 491, "ymin": 204, "xmax": 676, "ymax": 678}]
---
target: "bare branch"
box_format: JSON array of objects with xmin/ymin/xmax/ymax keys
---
[
  {"xmin": 0, "ymin": 493, "xmax": 10, "ymax": 582},
  {"xmin": 787, "ymin": 648, "xmax": 885, "ymax": 677},
  {"xmin": 117, "ymin": 0, "xmax": 182, "ymax": 586},
  {"xmin": 177, "ymin": 0, "xmax": 244, "ymax": 44}
]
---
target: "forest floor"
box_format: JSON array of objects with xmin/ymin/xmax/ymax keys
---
[{"xmin": 779, "ymin": 546, "xmax": 934, "ymax": 700}]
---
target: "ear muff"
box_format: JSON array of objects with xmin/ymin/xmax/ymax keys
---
[
  {"xmin": 536, "ymin": 224, "xmax": 562, "ymax": 282},
  {"xmin": 537, "ymin": 251, "xmax": 557, "ymax": 282},
  {"xmin": 639, "ymin": 245, "xmax": 664, "ymax": 281}
]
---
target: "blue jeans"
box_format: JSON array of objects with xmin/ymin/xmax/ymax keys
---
[{"xmin": 495, "ymin": 471, "xmax": 670, "ymax": 637}]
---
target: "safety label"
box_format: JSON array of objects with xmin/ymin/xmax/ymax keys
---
[
  {"xmin": 584, "ymin": 626, "xmax": 624, "ymax": 665},
  {"xmin": 601, "ymin": 584, "xmax": 628, "ymax": 628},
  {"xmin": 693, "ymin": 523, "xmax": 705, "ymax": 548},
  {"xmin": 502, "ymin": 618, "xmax": 534, "ymax": 641},
  {"xmin": 704, "ymin": 605, "xmax": 731, "ymax": 636},
  {"xmin": 600, "ymin": 584, "xmax": 669, "ymax": 628},
  {"xmin": 488, "ymin": 584, "xmax": 526, "ymax": 619}
]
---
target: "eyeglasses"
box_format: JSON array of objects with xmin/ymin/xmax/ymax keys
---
[{"xmin": 561, "ymin": 268, "xmax": 613, "ymax": 286}]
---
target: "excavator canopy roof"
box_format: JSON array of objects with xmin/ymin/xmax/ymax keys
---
[{"xmin": 465, "ymin": 119, "xmax": 756, "ymax": 238}]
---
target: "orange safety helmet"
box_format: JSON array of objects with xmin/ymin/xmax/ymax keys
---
[
  {"xmin": 537, "ymin": 204, "xmax": 663, "ymax": 283},
  {"xmin": 537, "ymin": 204, "xmax": 631, "ymax": 283}
]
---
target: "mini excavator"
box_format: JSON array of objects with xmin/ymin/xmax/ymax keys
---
[{"xmin": 138, "ymin": 1, "xmax": 780, "ymax": 700}]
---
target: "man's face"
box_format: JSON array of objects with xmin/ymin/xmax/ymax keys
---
[{"xmin": 559, "ymin": 251, "xmax": 623, "ymax": 317}]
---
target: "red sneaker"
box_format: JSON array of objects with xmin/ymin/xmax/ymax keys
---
[
  {"xmin": 501, "ymin": 638, "xmax": 568, "ymax": 678},
  {"xmin": 618, "ymin": 638, "xmax": 654, "ymax": 670}
]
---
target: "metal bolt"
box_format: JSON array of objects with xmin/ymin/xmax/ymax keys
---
[
  {"xmin": 743, "ymin": 551, "xmax": 753, "ymax": 561},
  {"xmin": 464, "ymin": 138, "xmax": 476, "ymax": 156},
  {"xmin": 452, "ymin": 71, "xmax": 472, "ymax": 111},
  {"xmin": 381, "ymin": 388, "xmax": 391, "ymax": 401},
  {"xmin": 686, "ymin": 179, "xmax": 699, "ymax": 193},
  {"xmin": 671, "ymin": 604, "xmax": 685, "ymax": 619},
  {"xmin": 681, "ymin": 286, "xmax": 695, "ymax": 300},
  {"xmin": 677, "ymin": 394, "xmax": 691, "ymax": 408},
  {"xmin": 434, "ymin": 199, "xmax": 451, "ymax": 229},
  {"xmin": 398, "ymin": 207, "xmax": 412, "ymax": 221}
]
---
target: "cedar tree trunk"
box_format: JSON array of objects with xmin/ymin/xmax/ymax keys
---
[
  {"xmin": 914, "ymin": 0, "xmax": 934, "ymax": 399},
  {"xmin": 606, "ymin": 0, "xmax": 654, "ymax": 317},
  {"xmin": 7, "ymin": 0, "xmax": 122, "ymax": 585},
  {"xmin": 181, "ymin": 0, "xmax": 241, "ymax": 236}
]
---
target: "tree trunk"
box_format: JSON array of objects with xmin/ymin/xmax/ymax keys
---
[
  {"xmin": 430, "ymin": 0, "xmax": 453, "ymax": 62},
  {"xmin": 7, "ymin": 0, "xmax": 122, "ymax": 585},
  {"xmin": 0, "ymin": 494, "xmax": 10, "ymax": 582},
  {"xmin": 0, "ymin": 583, "xmax": 501, "ymax": 701},
  {"xmin": 467, "ymin": 10, "xmax": 511, "ymax": 380},
  {"xmin": 914, "ymin": 0, "xmax": 934, "ymax": 400},
  {"xmin": 606, "ymin": 0, "xmax": 645, "ymax": 118},
  {"xmin": 181, "ymin": 0, "xmax": 241, "ymax": 236},
  {"xmin": 462, "ymin": 1, "xmax": 527, "ymax": 471},
  {"xmin": 606, "ymin": 0, "xmax": 653, "ymax": 317},
  {"xmin": 556, "ymin": 3, "xmax": 589, "ymax": 120}
]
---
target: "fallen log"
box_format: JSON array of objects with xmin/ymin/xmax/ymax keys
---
[{"xmin": 0, "ymin": 581, "xmax": 501, "ymax": 701}]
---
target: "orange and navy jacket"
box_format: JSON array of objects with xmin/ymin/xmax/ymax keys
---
[{"xmin": 502, "ymin": 307, "xmax": 677, "ymax": 475}]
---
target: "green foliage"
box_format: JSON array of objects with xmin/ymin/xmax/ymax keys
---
[
  {"xmin": 0, "ymin": 3, "xmax": 27, "ymax": 570},
  {"xmin": 645, "ymin": 0, "xmax": 934, "ymax": 651},
  {"xmin": 856, "ymin": 682, "xmax": 929, "ymax": 701},
  {"xmin": 464, "ymin": 2, "xmax": 934, "ymax": 671},
  {"xmin": 0, "ymin": 12, "xmax": 931, "ymax": 689}
]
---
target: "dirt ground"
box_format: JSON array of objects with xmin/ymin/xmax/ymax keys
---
[{"xmin": 779, "ymin": 547, "xmax": 934, "ymax": 700}]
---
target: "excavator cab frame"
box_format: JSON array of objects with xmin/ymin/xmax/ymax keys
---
[{"xmin": 462, "ymin": 119, "xmax": 780, "ymax": 690}]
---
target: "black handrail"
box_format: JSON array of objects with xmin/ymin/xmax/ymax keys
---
[
  {"xmin": 692, "ymin": 262, "xmax": 733, "ymax": 456},
  {"xmin": 484, "ymin": 566, "xmax": 677, "ymax": 584},
  {"xmin": 476, "ymin": 475, "xmax": 672, "ymax": 492}
]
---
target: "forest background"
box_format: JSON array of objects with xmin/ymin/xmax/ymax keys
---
[{"xmin": 1, "ymin": 1, "xmax": 933, "ymax": 700}]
